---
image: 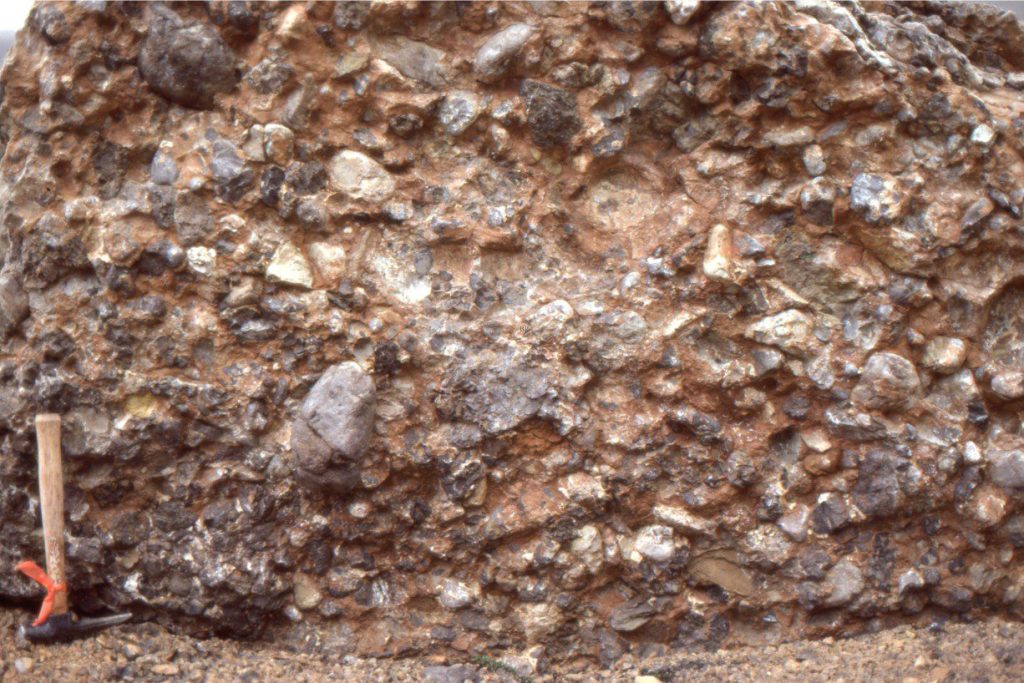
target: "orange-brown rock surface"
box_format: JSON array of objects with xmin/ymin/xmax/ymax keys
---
[{"xmin": 2, "ymin": 0, "xmax": 1024, "ymax": 665}]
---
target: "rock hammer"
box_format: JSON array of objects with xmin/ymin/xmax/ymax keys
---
[{"xmin": 15, "ymin": 414, "xmax": 131, "ymax": 643}]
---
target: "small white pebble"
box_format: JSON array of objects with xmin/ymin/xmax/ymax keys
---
[{"xmin": 970, "ymin": 124, "xmax": 995, "ymax": 146}]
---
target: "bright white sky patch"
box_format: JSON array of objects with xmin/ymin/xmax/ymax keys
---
[{"xmin": 1, "ymin": 0, "xmax": 32, "ymax": 32}]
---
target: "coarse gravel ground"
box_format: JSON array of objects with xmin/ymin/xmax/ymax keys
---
[{"xmin": 1, "ymin": 609, "xmax": 1023, "ymax": 682}]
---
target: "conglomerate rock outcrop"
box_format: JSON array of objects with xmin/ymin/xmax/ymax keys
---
[{"xmin": 2, "ymin": 0, "xmax": 1024, "ymax": 665}]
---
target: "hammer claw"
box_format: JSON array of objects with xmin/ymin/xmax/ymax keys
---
[{"xmin": 19, "ymin": 611, "xmax": 133, "ymax": 644}]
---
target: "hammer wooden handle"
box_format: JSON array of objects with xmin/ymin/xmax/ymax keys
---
[{"xmin": 35, "ymin": 414, "xmax": 67, "ymax": 615}]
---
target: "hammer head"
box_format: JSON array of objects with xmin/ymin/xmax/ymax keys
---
[{"xmin": 20, "ymin": 611, "xmax": 132, "ymax": 644}]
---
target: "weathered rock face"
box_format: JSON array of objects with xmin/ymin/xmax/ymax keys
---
[{"xmin": 1, "ymin": 0, "xmax": 1024, "ymax": 663}]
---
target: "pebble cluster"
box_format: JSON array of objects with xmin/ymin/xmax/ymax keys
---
[{"xmin": 1, "ymin": 0, "xmax": 1024, "ymax": 664}]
